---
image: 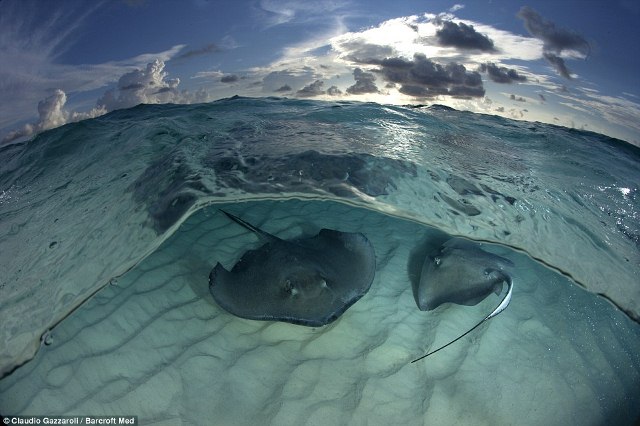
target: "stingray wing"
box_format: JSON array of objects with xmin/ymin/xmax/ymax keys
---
[{"xmin": 209, "ymin": 224, "xmax": 376, "ymax": 326}]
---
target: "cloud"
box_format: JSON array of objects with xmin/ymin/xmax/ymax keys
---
[
  {"xmin": 329, "ymin": 14, "xmax": 543, "ymax": 87},
  {"xmin": 517, "ymin": 6, "xmax": 590, "ymax": 55},
  {"xmin": 35, "ymin": 90, "xmax": 69, "ymax": 130},
  {"xmin": 542, "ymin": 51, "xmax": 572, "ymax": 79},
  {"xmin": 0, "ymin": 0, "xmax": 185, "ymax": 136},
  {"xmin": 327, "ymin": 85, "xmax": 343, "ymax": 96},
  {"xmin": 346, "ymin": 68, "xmax": 379, "ymax": 94},
  {"xmin": 174, "ymin": 37, "xmax": 237, "ymax": 62},
  {"xmin": 557, "ymin": 89, "xmax": 640, "ymax": 143},
  {"xmin": 296, "ymin": 80, "xmax": 325, "ymax": 97},
  {"xmin": 435, "ymin": 21, "xmax": 496, "ymax": 51},
  {"xmin": 517, "ymin": 6, "xmax": 590, "ymax": 79},
  {"xmin": 0, "ymin": 1, "xmax": 100, "ymax": 129},
  {"xmin": 3, "ymin": 60, "xmax": 211, "ymax": 143},
  {"xmin": 255, "ymin": 0, "xmax": 349, "ymax": 28},
  {"xmin": 175, "ymin": 43, "xmax": 222, "ymax": 60},
  {"xmin": 262, "ymin": 68, "xmax": 319, "ymax": 93},
  {"xmin": 510, "ymin": 94, "xmax": 526, "ymax": 102},
  {"xmin": 480, "ymin": 63, "xmax": 527, "ymax": 83},
  {"xmin": 274, "ymin": 84, "xmax": 292, "ymax": 92},
  {"xmin": 192, "ymin": 70, "xmax": 224, "ymax": 79},
  {"xmin": 339, "ymin": 40, "xmax": 396, "ymax": 64},
  {"xmin": 373, "ymin": 53, "xmax": 484, "ymax": 98},
  {"xmin": 539, "ymin": 93, "xmax": 546, "ymax": 102},
  {"xmin": 220, "ymin": 74, "xmax": 240, "ymax": 83},
  {"xmin": 97, "ymin": 60, "xmax": 185, "ymax": 110},
  {"xmin": 2, "ymin": 89, "xmax": 105, "ymax": 143}
]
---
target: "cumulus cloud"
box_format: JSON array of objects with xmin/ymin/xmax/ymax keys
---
[
  {"xmin": 517, "ymin": 6, "xmax": 590, "ymax": 79},
  {"xmin": 274, "ymin": 84, "xmax": 292, "ymax": 92},
  {"xmin": 97, "ymin": 60, "xmax": 185, "ymax": 111},
  {"xmin": 0, "ymin": 0, "xmax": 194, "ymax": 140},
  {"xmin": 220, "ymin": 74, "xmax": 240, "ymax": 83},
  {"xmin": 262, "ymin": 68, "xmax": 319, "ymax": 93},
  {"xmin": 346, "ymin": 68, "xmax": 379, "ymax": 94},
  {"xmin": 327, "ymin": 85, "xmax": 343, "ymax": 96},
  {"xmin": 296, "ymin": 80, "xmax": 325, "ymax": 97},
  {"xmin": 339, "ymin": 40, "xmax": 396, "ymax": 64},
  {"xmin": 373, "ymin": 53, "xmax": 484, "ymax": 98},
  {"xmin": 3, "ymin": 60, "xmax": 211, "ymax": 143},
  {"xmin": 435, "ymin": 21, "xmax": 496, "ymax": 52},
  {"xmin": 35, "ymin": 90, "xmax": 70, "ymax": 130},
  {"xmin": 480, "ymin": 63, "xmax": 527, "ymax": 83},
  {"xmin": 2, "ymin": 89, "xmax": 105, "ymax": 143}
]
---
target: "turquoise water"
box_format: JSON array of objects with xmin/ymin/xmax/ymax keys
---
[{"xmin": 0, "ymin": 97, "xmax": 638, "ymax": 423}]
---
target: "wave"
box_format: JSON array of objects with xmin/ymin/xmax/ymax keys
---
[{"xmin": 0, "ymin": 96, "xmax": 638, "ymax": 377}]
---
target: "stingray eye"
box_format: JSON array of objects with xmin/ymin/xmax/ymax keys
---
[
  {"xmin": 284, "ymin": 279, "xmax": 294, "ymax": 293},
  {"xmin": 483, "ymin": 268, "xmax": 492, "ymax": 276},
  {"xmin": 434, "ymin": 256, "xmax": 441, "ymax": 266}
]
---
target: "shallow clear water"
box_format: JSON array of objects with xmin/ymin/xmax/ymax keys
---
[
  {"xmin": 0, "ymin": 97, "xmax": 638, "ymax": 423},
  {"xmin": 1, "ymin": 199, "xmax": 639, "ymax": 424}
]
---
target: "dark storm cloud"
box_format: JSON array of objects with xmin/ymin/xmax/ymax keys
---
[
  {"xmin": 517, "ymin": 6, "xmax": 590, "ymax": 54},
  {"xmin": 517, "ymin": 6, "xmax": 590, "ymax": 79},
  {"xmin": 435, "ymin": 21, "xmax": 496, "ymax": 52},
  {"xmin": 339, "ymin": 40, "xmax": 396, "ymax": 64},
  {"xmin": 346, "ymin": 68, "xmax": 379, "ymax": 94},
  {"xmin": 374, "ymin": 53, "xmax": 484, "ymax": 98},
  {"xmin": 262, "ymin": 69, "xmax": 317, "ymax": 93},
  {"xmin": 274, "ymin": 84, "xmax": 292, "ymax": 92},
  {"xmin": 175, "ymin": 43, "xmax": 222, "ymax": 60},
  {"xmin": 480, "ymin": 63, "xmax": 527, "ymax": 84},
  {"xmin": 220, "ymin": 74, "xmax": 239, "ymax": 83},
  {"xmin": 296, "ymin": 80, "xmax": 325, "ymax": 97},
  {"xmin": 543, "ymin": 52, "xmax": 572, "ymax": 79},
  {"xmin": 327, "ymin": 85, "xmax": 343, "ymax": 96},
  {"xmin": 120, "ymin": 83, "xmax": 146, "ymax": 91}
]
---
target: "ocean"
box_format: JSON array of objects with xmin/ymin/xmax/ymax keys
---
[{"xmin": 0, "ymin": 97, "xmax": 638, "ymax": 424}]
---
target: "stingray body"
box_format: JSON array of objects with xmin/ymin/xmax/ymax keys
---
[
  {"xmin": 412, "ymin": 237, "xmax": 514, "ymax": 362},
  {"xmin": 415, "ymin": 238, "xmax": 513, "ymax": 311},
  {"xmin": 209, "ymin": 211, "xmax": 376, "ymax": 327}
]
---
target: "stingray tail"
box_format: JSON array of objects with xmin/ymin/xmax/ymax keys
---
[
  {"xmin": 411, "ymin": 279, "xmax": 513, "ymax": 363},
  {"xmin": 220, "ymin": 210, "xmax": 278, "ymax": 241}
]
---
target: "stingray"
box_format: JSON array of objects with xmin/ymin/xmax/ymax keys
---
[
  {"xmin": 209, "ymin": 210, "xmax": 376, "ymax": 327},
  {"xmin": 412, "ymin": 238, "xmax": 514, "ymax": 362}
]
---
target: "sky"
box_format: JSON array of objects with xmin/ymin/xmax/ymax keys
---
[{"xmin": 1, "ymin": 0, "xmax": 640, "ymax": 146}]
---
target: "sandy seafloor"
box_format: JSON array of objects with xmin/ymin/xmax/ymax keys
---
[{"xmin": 1, "ymin": 199, "xmax": 639, "ymax": 425}]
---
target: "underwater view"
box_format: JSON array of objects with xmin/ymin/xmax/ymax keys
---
[{"xmin": 1, "ymin": 1, "xmax": 639, "ymax": 425}]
